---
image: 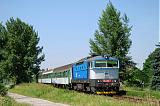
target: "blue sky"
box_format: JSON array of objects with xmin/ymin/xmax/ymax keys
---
[{"xmin": 0, "ymin": 0, "xmax": 159, "ymax": 69}]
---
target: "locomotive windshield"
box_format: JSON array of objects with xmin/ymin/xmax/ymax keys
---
[
  {"xmin": 95, "ymin": 60, "xmax": 118, "ymax": 68},
  {"xmin": 95, "ymin": 61, "xmax": 106, "ymax": 67},
  {"xmin": 107, "ymin": 60, "xmax": 118, "ymax": 67}
]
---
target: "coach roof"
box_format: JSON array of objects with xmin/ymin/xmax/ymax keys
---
[{"xmin": 53, "ymin": 64, "xmax": 72, "ymax": 72}]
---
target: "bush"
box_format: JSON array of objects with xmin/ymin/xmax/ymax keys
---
[{"xmin": 0, "ymin": 83, "xmax": 8, "ymax": 96}]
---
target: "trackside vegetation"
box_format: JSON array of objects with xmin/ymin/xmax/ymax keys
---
[
  {"xmin": 0, "ymin": 83, "xmax": 7, "ymax": 96},
  {"xmin": 10, "ymin": 83, "xmax": 152, "ymax": 106},
  {"xmin": 0, "ymin": 96, "xmax": 30, "ymax": 106},
  {"xmin": 125, "ymin": 87, "xmax": 160, "ymax": 99}
]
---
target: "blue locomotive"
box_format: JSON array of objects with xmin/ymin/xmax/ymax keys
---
[{"xmin": 38, "ymin": 55, "xmax": 120, "ymax": 94}]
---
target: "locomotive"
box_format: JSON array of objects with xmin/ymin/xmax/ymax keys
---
[{"xmin": 38, "ymin": 55, "xmax": 120, "ymax": 94}]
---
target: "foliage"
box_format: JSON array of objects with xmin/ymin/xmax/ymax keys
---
[
  {"xmin": 151, "ymin": 44, "xmax": 160, "ymax": 90},
  {"xmin": 0, "ymin": 18, "xmax": 44, "ymax": 84},
  {"xmin": 141, "ymin": 43, "xmax": 160, "ymax": 89},
  {"xmin": 124, "ymin": 67, "xmax": 142, "ymax": 87},
  {"xmin": 0, "ymin": 96, "xmax": 30, "ymax": 106},
  {"xmin": 0, "ymin": 23, "xmax": 7, "ymax": 82},
  {"xmin": 125, "ymin": 86, "xmax": 160, "ymax": 99},
  {"xmin": 10, "ymin": 83, "xmax": 150, "ymax": 106},
  {"xmin": 126, "ymin": 43, "xmax": 160, "ymax": 88},
  {"xmin": 142, "ymin": 52, "xmax": 155, "ymax": 87},
  {"xmin": 0, "ymin": 83, "xmax": 7, "ymax": 96},
  {"xmin": 89, "ymin": 2, "xmax": 133, "ymax": 81}
]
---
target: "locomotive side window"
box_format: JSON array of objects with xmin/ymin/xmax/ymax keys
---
[
  {"xmin": 90, "ymin": 61, "xmax": 94, "ymax": 68},
  {"xmin": 107, "ymin": 60, "xmax": 118, "ymax": 67}
]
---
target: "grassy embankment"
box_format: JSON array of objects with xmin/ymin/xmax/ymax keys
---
[
  {"xmin": 125, "ymin": 87, "xmax": 160, "ymax": 99},
  {"xmin": 0, "ymin": 96, "xmax": 30, "ymax": 106},
  {"xmin": 10, "ymin": 83, "xmax": 152, "ymax": 106}
]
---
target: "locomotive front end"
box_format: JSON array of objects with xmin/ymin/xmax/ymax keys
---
[{"xmin": 89, "ymin": 56, "xmax": 119, "ymax": 94}]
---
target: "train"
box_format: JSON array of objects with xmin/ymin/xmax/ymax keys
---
[{"xmin": 38, "ymin": 55, "xmax": 120, "ymax": 94}]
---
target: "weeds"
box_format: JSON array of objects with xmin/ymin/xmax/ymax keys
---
[
  {"xmin": 0, "ymin": 96, "xmax": 30, "ymax": 106},
  {"xmin": 0, "ymin": 83, "xmax": 8, "ymax": 96},
  {"xmin": 125, "ymin": 87, "xmax": 160, "ymax": 99}
]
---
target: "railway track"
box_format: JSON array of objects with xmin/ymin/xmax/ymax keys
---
[{"xmin": 113, "ymin": 95, "xmax": 160, "ymax": 106}]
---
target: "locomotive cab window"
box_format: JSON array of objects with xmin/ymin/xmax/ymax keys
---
[
  {"xmin": 95, "ymin": 61, "xmax": 107, "ymax": 67},
  {"xmin": 107, "ymin": 60, "xmax": 118, "ymax": 67}
]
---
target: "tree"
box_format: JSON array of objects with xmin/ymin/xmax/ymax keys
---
[
  {"xmin": 142, "ymin": 52, "xmax": 155, "ymax": 87},
  {"xmin": 125, "ymin": 66, "xmax": 141, "ymax": 86},
  {"xmin": 0, "ymin": 23, "xmax": 7, "ymax": 83},
  {"xmin": 151, "ymin": 43, "xmax": 160, "ymax": 90},
  {"xmin": 89, "ymin": 2, "xmax": 133, "ymax": 80},
  {"xmin": 0, "ymin": 18, "xmax": 44, "ymax": 84}
]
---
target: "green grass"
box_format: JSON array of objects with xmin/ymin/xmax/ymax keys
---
[
  {"xmin": 10, "ymin": 83, "xmax": 151, "ymax": 106},
  {"xmin": 125, "ymin": 87, "xmax": 160, "ymax": 99},
  {"xmin": 0, "ymin": 96, "xmax": 30, "ymax": 106}
]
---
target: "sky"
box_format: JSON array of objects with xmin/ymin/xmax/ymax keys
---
[{"xmin": 0, "ymin": 0, "xmax": 159, "ymax": 69}]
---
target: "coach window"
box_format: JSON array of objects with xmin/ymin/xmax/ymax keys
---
[
  {"xmin": 59, "ymin": 72, "xmax": 61, "ymax": 77},
  {"xmin": 61, "ymin": 72, "xmax": 63, "ymax": 77},
  {"xmin": 57, "ymin": 73, "xmax": 59, "ymax": 77},
  {"xmin": 59, "ymin": 72, "xmax": 62, "ymax": 77},
  {"xmin": 47, "ymin": 74, "xmax": 49, "ymax": 78},
  {"xmin": 63, "ymin": 72, "xmax": 65, "ymax": 77},
  {"xmin": 66, "ymin": 71, "xmax": 68, "ymax": 77},
  {"xmin": 63, "ymin": 71, "xmax": 65, "ymax": 77},
  {"xmin": 47, "ymin": 74, "xmax": 48, "ymax": 78}
]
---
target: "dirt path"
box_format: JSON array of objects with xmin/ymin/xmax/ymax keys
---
[{"xmin": 8, "ymin": 92, "xmax": 69, "ymax": 106}]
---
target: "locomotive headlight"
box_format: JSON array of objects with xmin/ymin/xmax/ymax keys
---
[
  {"xmin": 114, "ymin": 80, "xmax": 117, "ymax": 82},
  {"xmin": 98, "ymin": 80, "xmax": 100, "ymax": 82}
]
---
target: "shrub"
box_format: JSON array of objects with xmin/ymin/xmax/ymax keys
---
[{"xmin": 0, "ymin": 83, "xmax": 8, "ymax": 96}]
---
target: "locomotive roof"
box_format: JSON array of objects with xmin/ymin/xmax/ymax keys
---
[
  {"xmin": 77, "ymin": 55, "xmax": 118, "ymax": 63},
  {"xmin": 53, "ymin": 63, "xmax": 72, "ymax": 72}
]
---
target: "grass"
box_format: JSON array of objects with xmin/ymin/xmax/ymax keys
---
[
  {"xmin": 9, "ymin": 83, "xmax": 151, "ymax": 106},
  {"xmin": 125, "ymin": 87, "xmax": 160, "ymax": 100},
  {"xmin": 0, "ymin": 96, "xmax": 30, "ymax": 106}
]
